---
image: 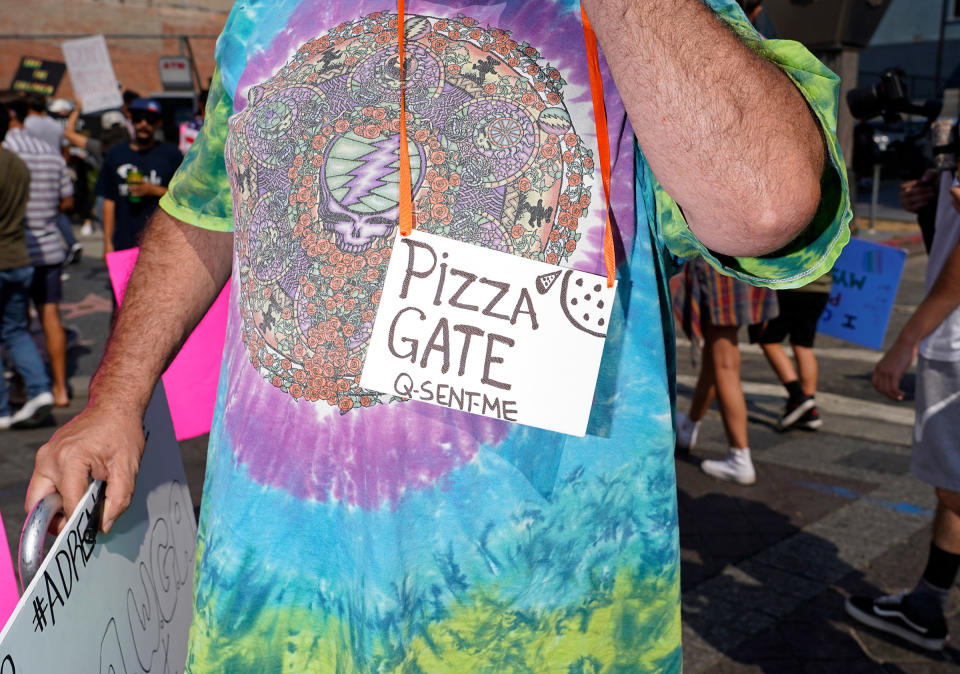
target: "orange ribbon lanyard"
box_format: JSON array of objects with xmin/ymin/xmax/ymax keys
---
[
  {"xmin": 581, "ymin": 6, "xmax": 615, "ymax": 287},
  {"xmin": 397, "ymin": 0, "xmax": 414, "ymax": 236},
  {"xmin": 396, "ymin": 3, "xmax": 615, "ymax": 287}
]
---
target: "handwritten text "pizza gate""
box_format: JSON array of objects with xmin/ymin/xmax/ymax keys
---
[{"xmin": 385, "ymin": 236, "xmax": 540, "ymax": 393}]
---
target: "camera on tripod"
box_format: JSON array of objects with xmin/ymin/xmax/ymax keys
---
[{"xmin": 848, "ymin": 67, "xmax": 951, "ymax": 177}]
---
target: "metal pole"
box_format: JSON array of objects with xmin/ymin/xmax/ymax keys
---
[
  {"xmin": 870, "ymin": 163, "xmax": 882, "ymax": 231},
  {"xmin": 181, "ymin": 36, "xmax": 203, "ymax": 92}
]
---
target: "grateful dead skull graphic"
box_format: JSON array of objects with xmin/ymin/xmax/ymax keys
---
[{"xmin": 226, "ymin": 12, "xmax": 596, "ymax": 411}]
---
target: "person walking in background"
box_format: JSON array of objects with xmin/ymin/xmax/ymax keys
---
[
  {"xmin": 674, "ymin": 256, "xmax": 778, "ymax": 485},
  {"xmin": 23, "ymin": 94, "xmax": 82, "ymax": 266},
  {"xmin": 748, "ymin": 271, "xmax": 833, "ymax": 429},
  {"xmin": 94, "ymin": 98, "xmax": 181, "ymax": 253},
  {"xmin": 2, "ymin": 93, "xmax": 73, "ymax": 411},
  {"xmin": 845, "ymin": 160, "xmax": 960, "ymax": 651},
  {"xmin": 0, "ymin": 101, "xmax": 55, "ymax": 429}
]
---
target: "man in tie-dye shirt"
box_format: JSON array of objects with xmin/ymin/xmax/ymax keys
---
[{"xmin": 29, "ymin": 0, "xmax": 849, "ymax": 670}]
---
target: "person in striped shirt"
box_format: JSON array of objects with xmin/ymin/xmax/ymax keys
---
[{"xmin": 2, "ymin": 93, "xmax": 74, "ymax": 411}]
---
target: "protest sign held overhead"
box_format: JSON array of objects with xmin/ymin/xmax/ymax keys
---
[
  {"xmin": 61, "ymin": 35, "xmax": 124, "ymax": 114},
  {"xmin": 9, "ymin": 57, "xmax": 66, "ymax": 97}
]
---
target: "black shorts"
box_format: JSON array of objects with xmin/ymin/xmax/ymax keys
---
[
  {"xmin": 748, "ymin": 289, "xmax": 829, "ymax": 348},
  {"xmin": 29, "ymin": 263, "xmax": 63, "ymax": 306}
]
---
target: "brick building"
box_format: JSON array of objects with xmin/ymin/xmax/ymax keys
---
[{"xmin": 1, "ymin": 0, "xmax": 232, "ymax": 100}]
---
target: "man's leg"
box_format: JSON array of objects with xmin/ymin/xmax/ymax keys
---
[
  {"xmin": 29, "ymin": 264, "xmax": 69, "ymax": 407},
  {"xmin": 39, "ymin": 302, "xmax": 68, "ymax": 406},
  {"xmin": 1, "ymin": 267, "xmax": 52, "ymax": 426},
  {"xmin": 845, "ymin": 358, "xmax": 959, "ymax": 650},
  {"xmin": 700, "ymin": 323, "xmax": 755, "ymax": 485},
  {"xmin": 792, "ymin": 344, "xmax": 818, "ymax": 397},
  {"xmin": 759, "ymin": 342, "xmax": 798, "ymax": 386},
  {"xmin": 677, "ymin": 341, "xmax": 714, "ymax": 452}
]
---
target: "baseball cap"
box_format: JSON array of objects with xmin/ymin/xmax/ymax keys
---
[
  {"xmin": 48, "ymin": 98, "xmax": 74, "ymax": 116},
  {"xmin": 128, "ymin": 98, "xmax": 162, "ymax": 115},
  {"xmin": 101, "ymin": 110, "xmax": 126, "ymax": 129}
]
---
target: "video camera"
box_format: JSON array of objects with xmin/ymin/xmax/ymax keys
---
[{"xmin": 847, "ymin": 68, "xmax": 952, "ymax": 176}]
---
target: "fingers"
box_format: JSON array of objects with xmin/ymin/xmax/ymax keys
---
[
  {"xmin": 102, "ymin": 464, "xmax": 137, "ymax": 534},
  {"xmin": 950, "ymin": 186, "xmax": 960, "ymax": 215},
  {"xmin": 872, "ymin": 365, "xmax": 904, "ymax": 401}
]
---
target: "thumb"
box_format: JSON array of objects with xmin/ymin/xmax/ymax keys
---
[{"xmin": 24, "ymin": 474, "xmax": 58, "ymax": 516}]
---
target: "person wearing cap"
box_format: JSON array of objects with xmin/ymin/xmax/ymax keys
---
[{"xmin": 94, "ymin": 98, "xmax": 181, "ymax": 253}]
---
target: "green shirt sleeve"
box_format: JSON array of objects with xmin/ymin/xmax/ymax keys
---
[
  {"xmin": 159, "ymin": 67, "xmax": 235, "ymax": 232},
  {"xmin": 655, "ymin": 1, "xmax": 852, "ymax": 289}
]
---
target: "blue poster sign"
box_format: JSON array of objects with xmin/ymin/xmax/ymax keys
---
[{"xmin": 816, "ymin": 237, "xmax": 907, "ymax": 350}]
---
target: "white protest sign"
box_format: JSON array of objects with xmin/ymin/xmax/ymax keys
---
[
  {"xmin": 0, "ymin": 384, "xmax": 197, "ymax": 673},
  {"xmin": 61, "ymin": 35, "xmax": 124, "ymax": 114},
  {"xmin": 362, "ymin": 229, "xmax": 616, "ymax": 436}
]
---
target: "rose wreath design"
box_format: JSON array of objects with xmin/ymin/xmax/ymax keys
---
[{"xmin": 225, "ymin": 11, "xmax": 597, "ymax": 413}]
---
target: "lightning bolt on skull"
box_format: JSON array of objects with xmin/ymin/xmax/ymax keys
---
[{"xmin": 225, "ymin": 12, "xmax": 596, "ymax": 412}]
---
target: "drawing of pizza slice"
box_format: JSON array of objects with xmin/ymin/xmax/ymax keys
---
[{"xmin": 559, "ymin": 270, "xmax": 612, "ymax": 338}]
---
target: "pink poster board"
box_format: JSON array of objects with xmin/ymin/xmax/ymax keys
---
[
  {"xmin": 105, "ymin": 248, "xmax": 229, "ymax": 440},
  {"xmin": 0, "ymin": 515, "xmax": 17, "ymax": 630}
]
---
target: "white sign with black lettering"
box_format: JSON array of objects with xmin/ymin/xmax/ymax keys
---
[
  {"xmin": 0, "ymin": 384, "xmax": 196, "ymax": 673},
  {"xmin": 362, "ymin": 229, "xmax": 616, "ymax": 436}
]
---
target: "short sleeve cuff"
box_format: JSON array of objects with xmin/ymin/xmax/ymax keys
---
[{"xmin": 657, "ymin": 5, "xmax": 852, "ymax": 290}]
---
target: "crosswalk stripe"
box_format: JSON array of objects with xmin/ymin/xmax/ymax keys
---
[
  {"xmin": 675, "ymin": 338, "xmax": 884, "ymax": 364},
  {"xmin": 675, "ymin": 374, "xmax": 916, "ymax": 427}
]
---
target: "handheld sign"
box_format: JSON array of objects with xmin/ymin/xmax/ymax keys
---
[
  {"xmin": 106, "ymin": 248, "xmax": 229, "ymax": 440},
  {"xmin": 0, "ymin": 384, "xmax": 197, "ymax": 672},
  {"xmin": 0, "ymin": 516, "xmax": 15, "ymax": 630},
  {"xmin": 9, "ymin": 57, "xmax": 66, "ymax": 97},
  {"xmin": 817, "ymin": 237, "xmax": 907, "ymax": 350},
  {"xmin": 362, "ymin": 229, "xmax": 616, "ymax": 436},
  {"xmin": 61, "ymin": 36, "xmax": 124, "ymax": 114}
]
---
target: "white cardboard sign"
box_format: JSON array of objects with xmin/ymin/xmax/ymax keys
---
[
  {"xmin": 61, "ymin": 36, "xmax": 124, "ymax": 114},
  {"xmin": 0, "ymin": 384, "xmax": 197, "ymax": 673},
  {"xmin": 362, "ymin": 229, "xmax": 616, "ymax": 436}
]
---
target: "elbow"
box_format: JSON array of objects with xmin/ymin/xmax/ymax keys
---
[
  {"xmin": 689, "ymin": 172, "xmax": 821, "ymax": 258},
  {"xmin": 747, "ymin": 175, "xmax": 821, "ymax": 255}
]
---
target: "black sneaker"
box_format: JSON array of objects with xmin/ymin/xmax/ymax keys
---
[
  {"xmin": 845, "ymin": 592, "xmax": 948, "ymax": 651},
  {"xmin": 779, "ymin": 396, "xmax": 815, "ymax": 429},
  {"xmin": 796, "ymin": 406, "xmax": 822, "ymax": 430}
]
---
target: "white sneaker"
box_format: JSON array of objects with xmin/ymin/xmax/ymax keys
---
[
  {"xmin": 80, "ymin": 222, "xmax": 94, "ymax": 237},
  {"xmin": 0, "ymin": 416, "xmax": 11, "ymax": 430},
  {"xmin": 701, "ymin": 447, "xmax": 756, "ymax": 485},
  {"xmin": 11, "ymin": 391, "xmax": 54, "ymax": 427},
  {"xmin": 676, "ymin": 411, "xmax": 700, "ymax": 451}
]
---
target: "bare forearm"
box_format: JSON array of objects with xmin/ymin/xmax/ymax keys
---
[
  {"xmin": 102, "ymin": 199, "xmax": 115, "ymax": 251},
  {"xmin": 895, "ymin": 241, "xmax": 960, "ymax": 349},
  {"xmin": 88, "ymin": 210, "xmax": 232, "ymax": 416},
  {"xmin": 582, "ymin": 0, "xmax": 824, "ymax": 255}
]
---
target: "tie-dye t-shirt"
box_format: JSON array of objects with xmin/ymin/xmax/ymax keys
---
[{"xmin": 159, "ymin": 1, "xmax": 849, "ymax": 671}]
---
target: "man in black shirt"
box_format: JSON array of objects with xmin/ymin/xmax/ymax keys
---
[{"xmin": 94, "ymin": 98, "xmax": 181, "ymax": 252}]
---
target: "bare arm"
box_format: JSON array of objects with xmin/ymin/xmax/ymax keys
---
[
  {"xmin": 63, "ymin": 107, "xmax": 89, "ymax": 151},
  {"xmin": 582, "ymin": 0, "xmax": 825, "ymax": 256},
  {"xmin": 102, "ymin": 198, "xmax": 116, "ymax": 254},
  {"xmin": 26, "ymin": 210, "xmax": 233, "ymax": 531},
  {"xmin": 874, "ymin": 215, "xmax": 960, "ymax": 401}
]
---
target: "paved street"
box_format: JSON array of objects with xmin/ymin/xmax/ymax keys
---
[{"xmin": 2, "ymin": 219, "xmax": 959, "ymax": 670}]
